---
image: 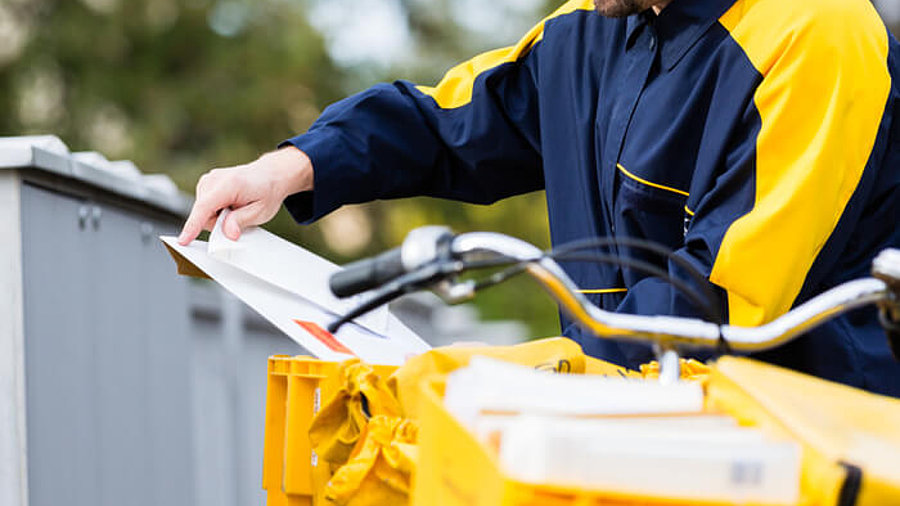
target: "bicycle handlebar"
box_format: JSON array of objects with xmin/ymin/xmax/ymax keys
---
[
  {"xmin": 329, "ymin": 228, "xmax": 900, "ymax": 364},
  {"xmin": 451, "ymin": 232, "xmax": 893, "ymax": 353}
]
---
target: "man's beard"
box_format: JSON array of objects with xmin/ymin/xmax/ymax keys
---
[{"xmin": 594, "ymin": 0, "xmax": 649, "ymax": 17}]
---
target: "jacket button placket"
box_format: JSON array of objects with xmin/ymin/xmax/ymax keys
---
[{"xmin": 599, "ymin": 25, "xmax": 659, "ymax": 242}]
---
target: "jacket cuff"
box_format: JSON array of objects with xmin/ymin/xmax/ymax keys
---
[{"xmin": 278, "ymin": 129, "xmax": 345, "ymax": 225}]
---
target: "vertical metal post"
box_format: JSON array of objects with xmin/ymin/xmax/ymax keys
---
[
  {"xmin": 222, "ymin": 292, "xmax": 243, "ymax": 506},
  {"xmin": 655, "ymin": 344, "xmax": 681, "ymax": 385},
  {"xmin": 0, "ymin": 171, "xmax": 28, "ymax": 506}
]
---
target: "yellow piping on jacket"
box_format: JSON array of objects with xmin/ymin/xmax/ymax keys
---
[
  {"xmin": 617, "ymin": 163, "xmax": 690, "ymax": 197},
  {"xmin": 579, "ymin": 288, "xmax": 629, "ymax": 295},
  {"xmin": 416, "ymin": 0, "xmax": 595, "ymax": 109}
]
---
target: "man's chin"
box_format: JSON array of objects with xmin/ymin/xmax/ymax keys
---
[{"xmin": 594, "ymin": 0, "xmax": 645, "ymax": 17}]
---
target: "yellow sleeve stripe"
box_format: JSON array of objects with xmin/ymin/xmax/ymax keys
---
[
  {"xmin": 713, "ymin": 0, "xmax": 890, "ymax": 326},
  {"xmin": 684, "ymin": 205, "xmax": 695, "ymax": 217},
  {"xmin": 415, "ymin": 0, "xmax": 595, "ymax": 109},
  {"xmin": 617, "ymin": 164, "xmax": 690, "ymax": 197},
  {"xmin": 579, "ymin": 288, "xmax": 629, "ymax": 295}
]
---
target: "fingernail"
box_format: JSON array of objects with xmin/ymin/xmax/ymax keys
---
[{"xmin": 225, "ymin": 221, "xmax": 239, "ymax": 241}]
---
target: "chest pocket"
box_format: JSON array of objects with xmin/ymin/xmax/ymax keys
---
[{"xmin": 613, "ymin": 163, "xmax": 688, "ymax": 254}]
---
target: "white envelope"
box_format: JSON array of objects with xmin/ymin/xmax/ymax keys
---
[
  {"xmin": 160, "ymin": 216, "xmax": 429, "ymax": 365},
  {"xmin": 206, "ymin": 209, "xmax": 389, "ymax": 333}
]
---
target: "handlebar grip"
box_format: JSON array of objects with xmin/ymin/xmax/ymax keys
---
[{"xmin": 330, "ymin": 247, "xmax": 406, "ymax": 298}]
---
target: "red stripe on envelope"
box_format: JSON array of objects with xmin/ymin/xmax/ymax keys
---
[{"xmin": 293, "ymin": 320, "xmax": 355, "ymax": 355}]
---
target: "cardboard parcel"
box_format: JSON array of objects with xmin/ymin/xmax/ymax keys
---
[{"xmin": 160, "ymin": 211, "xmax": 430, "ymax": 365}]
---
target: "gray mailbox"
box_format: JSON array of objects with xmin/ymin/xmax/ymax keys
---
[{"xmin": 0, "ymin": 136, "xmax": 303, "ymax": 506}]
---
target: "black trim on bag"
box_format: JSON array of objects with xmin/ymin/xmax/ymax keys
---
[{"xmin": 837, "ymin": 461, "xmax": 863, "ymax": 506}]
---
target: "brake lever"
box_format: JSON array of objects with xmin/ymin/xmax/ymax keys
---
[
  {"xmin": 878, "ymin": 308, "xmax": 900, "ymax": 361},
  {"xmin": 872, "ymin": 249, "xmax": 900, "ymax": 360}
]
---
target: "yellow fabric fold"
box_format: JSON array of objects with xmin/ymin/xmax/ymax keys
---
[
  {"xmin": 309, "ymin": 360, "xmax": 402, "ymax": 467},
  {"xmin": 324, "ymin": 415, "xmax": 418, "ymax": 506},
  {"xmin": 638, "ymin": 358, "xmax": 711, "ymax": 382}
]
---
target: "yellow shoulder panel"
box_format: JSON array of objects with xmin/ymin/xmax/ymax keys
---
[
  {"xmin": 712, "ymin": 0, "xmax": 891, "ymax": 325},
  {"xmin": 415, "ymin": 0, "xmax": 595, "ymax": 109}
]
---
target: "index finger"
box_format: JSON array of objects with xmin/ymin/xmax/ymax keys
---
[{"xmin": 178, "ymin": 193, "xmax": 225, "ymax": 245}]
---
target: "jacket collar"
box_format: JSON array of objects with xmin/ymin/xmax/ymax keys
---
[{"xmin": 625, "ymin": 0, "xmax": 736, "ymax": 70}]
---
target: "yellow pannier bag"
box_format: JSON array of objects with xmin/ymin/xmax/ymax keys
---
[
  {"xmin": 312, "ymin": 337, "xmax": 629, "ymax": 505},
  {"xmin": 706, "ymin": 357, "xmax": 900, "ymax": 506},
  {"xmin": 312, "ymin": 337, "xmax": 725, "ymax": 506},
  {"xmin": 413, "ymin": 356, "xmax": 900, "ymax": 506}
]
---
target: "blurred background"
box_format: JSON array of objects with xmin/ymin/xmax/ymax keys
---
[{"xmin": 0, "ymin": 0, "xmax": 564, "ymax": 339}]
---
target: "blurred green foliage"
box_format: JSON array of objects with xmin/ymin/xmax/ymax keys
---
[{"xmin": 0, "ymin": 0, "xmax": 562, "ymax": 337}]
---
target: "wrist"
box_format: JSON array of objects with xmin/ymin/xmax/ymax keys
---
[{"xmin": 260, "ymin": 145, "xmax": 313, "ymax": 198}]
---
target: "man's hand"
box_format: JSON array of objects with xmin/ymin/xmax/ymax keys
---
[{"xmin": 177, "ymin": 146, "xmax": 313, "ymax": 245}]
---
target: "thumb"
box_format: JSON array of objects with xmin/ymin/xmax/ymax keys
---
[{"xmin": 223, "ymin": 202, "xmax": 264, "ymax": 240}]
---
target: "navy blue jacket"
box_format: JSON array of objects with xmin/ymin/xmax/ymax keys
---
[{"xmin": 283, "ymin": 0, "xmax": 900, "ymax": 396}]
